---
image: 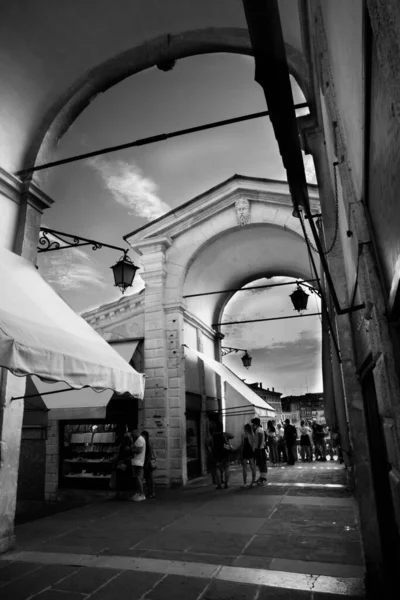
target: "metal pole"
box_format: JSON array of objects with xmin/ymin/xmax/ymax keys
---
[
  {"xmin": 15, "ymin": 103, "xmax": 308, "ymax": 176},
  {"xmin": 183, "ymin": 278, "xmax": 318, "ymax": 299},
  {"xmin": 39, "ymin": 227, "xmax": 127, "ymax": 253},
  {"xmin": 213, "ymin": 312, "xmax": 321, "ymax": 327},
  {"xmin": 297, "ymin": 211, "xmax": 342, "ymax": 363},
  {"xmin": 12, "ymin": 386, "xmax": 85, "ymax": 401}
]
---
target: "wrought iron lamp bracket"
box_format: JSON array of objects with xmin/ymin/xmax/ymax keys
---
[
  {"xmin": 221, "ymin": 346, "xmax": 247, "ymax": 357},
  {"xmin": 37, "ymin": 227, "xmax": 125, "ymax": 254}
]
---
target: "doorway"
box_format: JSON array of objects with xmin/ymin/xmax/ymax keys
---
[{"xmin": 360, "ymin": 364, "xmax": 400, "ymax": 588}]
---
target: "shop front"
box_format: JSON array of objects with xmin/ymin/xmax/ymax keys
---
[
  {"xmin": 26, "ymin": 339, "xmax": 143, "ymax": 500},
  {"xmin": 59, "ymin": 404, "xmax": 137, "ymax": 491}
]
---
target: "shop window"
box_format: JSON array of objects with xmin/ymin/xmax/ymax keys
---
[{"xmin": 60, "ymin": 422, "xmax": 127, "ymax": 489}]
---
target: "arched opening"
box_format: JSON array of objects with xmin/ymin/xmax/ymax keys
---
[
  {"xmin": 181, "ymin": 218, "xmax": 321, "ymax": 478},
  {"xmin": 23, "ymin": 28, "xmax": 311, "ymax": 175},
  {"xmin": 37, "ymin": 52, "xmax": 313, "ymax": 313},
  {"xmin": 183, "ymin": 223, "xmax": 315, "ymax": 326}
]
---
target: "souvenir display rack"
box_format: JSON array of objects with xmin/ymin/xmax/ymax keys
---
[{"xmin": 59, "ymin": 422, "xmax": 124, "ymax": 489}]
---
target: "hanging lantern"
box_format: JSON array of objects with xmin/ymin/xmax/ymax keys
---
[
  {"xmin": 241, "ymin": 351, "xmax": 252, "ymax": 369},
  {"xmin": 289, "ymin": 286, "xmax": 309, "ymax": 312},
  {"xmin": 111, "ymin": 253, "xmax": 139, "ymax": 293}
]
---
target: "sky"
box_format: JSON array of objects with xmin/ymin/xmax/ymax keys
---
[{"xmin": 38, "ymin": 53, "xmax": 321, "ymax": 395}]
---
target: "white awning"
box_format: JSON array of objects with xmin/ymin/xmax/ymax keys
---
[
  {"xmin": 184, "ymin": 346, "xmax": 275, "ymax": 414},
  {"xmin": 0, "ymin": 248, "xmax": 145, "ymax": 397},
  {"xmin": 29, "ymin": 340, "xmax": 141, "ymax": 419}
]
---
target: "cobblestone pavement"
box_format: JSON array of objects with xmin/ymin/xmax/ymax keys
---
[{"xmin": 0, "ymin": 461, "xmax": 365, "ymax": 599}]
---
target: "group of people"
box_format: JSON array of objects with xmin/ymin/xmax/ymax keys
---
[
  {"xmin": 113, "ymin": 428, "xmax": 157, "ymax": 502},
  {"xmin": 206, "ymin": 417, "xmax": 343, "ymax": 489},
  {"xmin": 205, "ymin": 417, "xmax": 270, "ymax": 489}
]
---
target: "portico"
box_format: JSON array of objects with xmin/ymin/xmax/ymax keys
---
[{"xmin": 117, "ymin": 174, "xmax": 320, "ymax": 485}]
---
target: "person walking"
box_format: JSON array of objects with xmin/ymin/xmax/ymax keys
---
[
  {"xmin": 130, "ymin": 429, "xmax": 146, "ymax": 502},
  {"xmin": 312, "ymin": 419, "xmax": 327, "ymax": 461},
  {"xmin": 252, "ymin": 417, "xmax": 268, "ymax": 486},
  {"xmin": 266, "ymin": 420, "xmax": 279, "ymax": 466},
  {"xmin": 284, "ymin": 419, "xmax": 298, "ymax": 465},
  {"xmin": 330, "ymin": 426, "xmax": 344, "ymax": 464},
  {"xmin": 240, "ymin": 423, "xmax": 256, "ymax": 488},
  {"xmin": 276, "ymin": 422, "xmax": 287, "ymax": 463},
  {"xmin": 298, "ymin": 420, "xmax": 312, "ymax": 462},
  {"xmin": 141, "ymin": 430, "xmax": 156, "ymax": 499},
  {"xmin": 212, "ymin": 421, "xmax": 232, "ymax": 489},
  {"xmin": 113, "ymin": 429, "xmax": 134, "ymax": 499}
]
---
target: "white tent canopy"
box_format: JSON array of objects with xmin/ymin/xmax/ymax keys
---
[
  {"xmin": 184, "ymin": 345, "xmax": 276, "ymax": 415},
  {"xmin": 30, "ymin": 340, "xmax": 141, "ymax": 419},
  {"xmin": 0, "ymin": 248, "xmax": 145, "ymax": 397}
]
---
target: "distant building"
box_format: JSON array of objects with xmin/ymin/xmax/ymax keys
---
[
  {"xmin": 281, "ymin": 393, "xmax": 325, "ymax": 425},
  {"xmin": 246, "ymin": 382, "xmax": 283, "ymax": 420}
]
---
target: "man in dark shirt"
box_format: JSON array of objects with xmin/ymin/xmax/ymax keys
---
[
  {"xmin": 284, "ymin": 419, "xmax": 298, "ymax": 465},
  {"xmin": 251, "ymin": 417, "xmax": 268, "ymax": 485},
  {"xmin": 312, "ymin": 419, "xmax": 327, "ymax": 461}
]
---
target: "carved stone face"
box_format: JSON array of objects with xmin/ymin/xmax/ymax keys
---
[{"xmin": 235, "ymin": 198, "xmax": 250, "ymax": 226}]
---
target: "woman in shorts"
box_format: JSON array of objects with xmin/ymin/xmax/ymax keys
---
[
  {"xmin": 212, "ymin": 421, "xmax": 233, "ymax": 490},
  {"xmin": 240, "ymin": 423, "xmax": 256, "ymax": 488}
]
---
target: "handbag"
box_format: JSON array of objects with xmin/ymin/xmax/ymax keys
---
[
  {"xmin": 150, "ymin": 458, "xmax": 157, "ymax": 470},
  {"xmin": 223, "ymin": 435, "xmax": 233, "ymax": 452}
]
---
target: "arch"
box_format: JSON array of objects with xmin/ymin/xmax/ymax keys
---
[
  {"xmin": 23, "ymin": 27, "xmax": 311, "ymax": 177},
  {"xmin": 180, "ymin": 222, "xmax": 316, "ymax": 327}
]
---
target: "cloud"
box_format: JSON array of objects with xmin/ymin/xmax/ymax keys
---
[
  {"xmin": 38, "ymin": 244, "xmax": 106, "ymax": 291},
  {"xmin": 88, "ymin": 157, "xmax": 171, "ymax": 220}
]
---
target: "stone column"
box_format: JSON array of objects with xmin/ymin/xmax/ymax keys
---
[
  {"xmin": 164, "ymin": 304, "xmax": 187, "ymax": 485},
  {"xmin": 134, "ymin": 238, "xmax": 171, "ymax": 485},
  {"xmin": 0, "ymin": 371, "xmax": 25, "ymax": 552},
  {"xmin": 0, "ymin": 180, "xmax": 52, "ymax": 552}
]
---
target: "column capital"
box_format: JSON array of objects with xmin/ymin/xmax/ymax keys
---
[
  {"xmin": 297, "ymin": 116, "xmax": 324, "ymax": 155},
  {"xmin": 128, "ymin": 236, "xmax": 172, "ymax": 256}
]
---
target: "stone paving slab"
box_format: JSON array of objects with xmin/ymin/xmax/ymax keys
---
[
  {"xmin": 0, "ymin": 564, "xmax": 80, "ymax": 600},
  {"xmin": 2, "ymin": 463, "xmax": 365, "ymax": 598},
  {"xmin": 280, "ymin": 495, "xmax": 355, "ymax": 507},
  {"xmin": 167, "ymin": 515, "xmax": 268, "ymax": 535},
  {"xmin": 0, "ymin": 556, "xmax": 366, "ymax": 599}
]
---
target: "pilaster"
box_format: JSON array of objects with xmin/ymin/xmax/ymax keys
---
[
  {"xmin": 13, "ymin": 181, "xmax": 53, "ymax": 262},
  {"xmin": 44, "ymin": 420, "xmax": 59, "ymax": 502},
  {"xmin": 138, "ymin": 239, "xmax": 171, "ymax": 484},
  {"xmin": 165, "ymin": 305, "xmax": 186, "ymax": 485},
  {"xmin": 300, "ymin": 122, "xmax": 384, "ymax": 571},
  {"xmin": 0, "ymin": 370, "xmax": 25, "ymax": 552},
  {"xmin": 366, "ymin": 0, "xmax": 400, "ymax": 122}
]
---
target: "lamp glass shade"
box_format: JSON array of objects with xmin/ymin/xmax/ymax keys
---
[
  {"xmin": 111, "ymin": 256, "xmax": 138, "ymax": 293},
  {"xmin": 241, "ymin": 351, "xmax": 252, "ymax": 369},
  {"xmin": 289, "ymin": 287, "xmax": 309, "ymax": 311}
]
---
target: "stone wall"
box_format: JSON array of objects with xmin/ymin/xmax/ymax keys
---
[{"xmin": 44, "ymin": 420, "xmax": 59, "ymax": 502}]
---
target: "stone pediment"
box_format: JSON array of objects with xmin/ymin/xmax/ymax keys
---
[{"xmin": 124, "ymin": 174, "xmax": 319, "ymax": 246}]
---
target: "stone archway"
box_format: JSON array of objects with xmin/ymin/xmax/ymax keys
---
[
  {"xmin": 23, "ymin": 28, "xmax": 311, "ymax": 178},
  {"xmin": 126, "ymin": 175, "xmax": 320, "ymax": 485}
]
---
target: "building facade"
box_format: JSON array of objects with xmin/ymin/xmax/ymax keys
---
[
  {"xmin": 2, "ymin": 2, "xmax": 400, "ymax": 593},
  {"xmin": 281, "ymin": 393, "xmax": 325, "ymax": 425},
  {"xmin": 246, "ymin": 382, "xmax": 283, "ymax": 419}
]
